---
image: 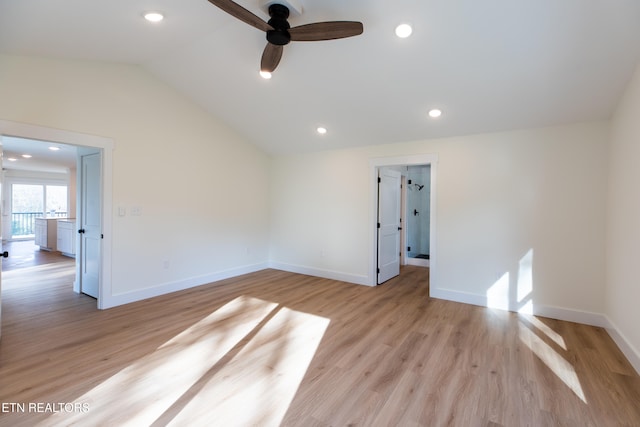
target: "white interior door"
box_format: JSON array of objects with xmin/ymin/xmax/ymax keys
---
[
  {"xmin": 377, "ymin": 168, "xmax": 401, "ymax": 284},
  {"xmin": 79, "ymin": 151, "xmax": 101, "ymax": 298}
]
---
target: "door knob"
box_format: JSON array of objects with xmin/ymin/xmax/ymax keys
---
[
  {"xmin": 78, "ymin": 229, "xmax": 85, "ymax": 234},
  {"xmin": 1, "ymin": 251, "xmax": 8, "ymax": 258}
]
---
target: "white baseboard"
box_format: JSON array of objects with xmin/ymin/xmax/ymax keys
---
[
  {"xmin": 604, "ymin": 316, "xmax": 640, "ymax": 375},
  {"xmin": 430, "ymin": 286, "xmax": 639, "ymax": 375},
  {"xmin": 430, "ymin": 287, "xmax": 487, "ymax": 308},
  {"xmin": 101, "ymin": 262, "xmax": 269, "ymax": 308},
  {"xmin": 430, "ymin": 287, "xmax": 609, "ymax": 326},
  {"xmin": 406, "ymin": 258, "xmax": 430, "ymax": 267},
  {"xmin": 533, "ymin": 305, "xmax": 610, "ymax": 328},
  {"xmin": 268, "ymin": 261, "xmax": 371, "ymax": 286}
]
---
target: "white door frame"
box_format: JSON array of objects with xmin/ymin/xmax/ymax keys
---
[
  {"xmin": 369, "ymin": 154, "xmax": 438, "ymax": 290},
  {"xmin": 0, "ymin": 120, "xmax": 113, "ymax": 309}
]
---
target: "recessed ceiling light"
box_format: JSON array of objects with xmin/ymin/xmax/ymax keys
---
[
  {"xmin": 395, "ymin": 23, "xmax": 413, "ymax": 38},
  {"xmin": 316, "ymin": 127, "xmax": 327, "ymax": 135},
  {"xmin": 428, "ymin": 109, "xmax": 442, "ymax": 118},
  {"xmin": 8, "ymin": 157, "xmax": 17, "ymax": 162},
  {"xmin": 49, "ymin": 146, "xmax": 61, "ymax": 151},
  {"xmin": 22, "ymin": 154, "xmax": 32, "ymax": 158},
  {"xmin": 259, "ymin": 71, "xmax": 272, "ymax": 79},
  {"xmin": 144, "ymin": 12, "xmax": 164, "ymax": 23}
]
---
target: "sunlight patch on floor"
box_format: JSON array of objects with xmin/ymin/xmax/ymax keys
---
[
  {"xmin": 3, "ymin": 263, "xmax": 75, "ymax": 289},
  {"xmin": 37, "ymin": 295, "xmax": 328, "ymax": 426},
  {"xmin": 518, "ymin": 321, "xmax": 586, "ymax": 403},
  {"xmin": 39, "ymin": 296, "xmax": 278, "ymax": 426},
  {"xmin": 521, "ymin": 314, "xmax": 567, "ymax": 350},
  {"xmin": 167, "ymin": 306, "xmax": 330, "ymax": 426}
]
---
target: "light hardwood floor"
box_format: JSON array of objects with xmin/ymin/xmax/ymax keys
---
[{"xmin": 0, "ymin": 257, "xmax": 639, "ymax": 426}]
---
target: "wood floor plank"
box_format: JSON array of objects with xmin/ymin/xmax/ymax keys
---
[{"xmin": 0, "ymin": 251, "xmax": 639, "ymax": 426}]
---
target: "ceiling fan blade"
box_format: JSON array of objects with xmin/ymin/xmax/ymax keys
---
[
  {"xmin": 207, "ymin": 0, "xmax": 273, "ymax": 32},
  {"xmin": 289, "ymin": 21, "xmax": 364, "ymax": 41},
  {"xmin": 261, "ymin": 43, "xmax": 284, "ymax": 72}
]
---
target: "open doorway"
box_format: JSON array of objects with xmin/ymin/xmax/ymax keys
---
[
  {"xmin": 369, "ymin": 154, "xmax": 438, "ymax": 289},
  {"xmin": 404, "ymin": 165, "xmax": 431, "ymax": 268},
  {"xmin": 0, "ymin": 120, "xmax": 113, "ymax": 309},
  {"xmin": 2, "ymin": 136, "xmax": 92, "ymax": 296}
]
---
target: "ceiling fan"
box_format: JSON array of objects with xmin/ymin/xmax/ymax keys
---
[{"xmin": 207, "ymin": 0, "xmax": 364, "ymax": 73}]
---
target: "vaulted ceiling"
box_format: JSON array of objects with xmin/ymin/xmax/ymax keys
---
[{"xmin": 1, "ymin": 0, "xmax": 639, "ymax": 154}]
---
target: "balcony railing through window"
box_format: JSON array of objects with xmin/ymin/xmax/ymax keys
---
[{"xmin": 11, "ymin": 212, "xmax": 68, "ymax": 238}]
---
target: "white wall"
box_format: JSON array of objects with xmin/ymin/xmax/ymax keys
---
[
  {"xmin": 0, "ymin": 54, "xmax": 271, "ymax": 305},
  {"xmin": 606, "ymin": 63, "xmax": 640, "ymax": 372},
  {"xmin": 270, "ymin": 122, "xmax": 609, "ymax": 320},
  {"xmin": 0, "ymin": 55, "xmax": 618, "ymax": 341},
  {"xmin": 269, "ymin": 149, "xmax": 370, "ymax": 284}
]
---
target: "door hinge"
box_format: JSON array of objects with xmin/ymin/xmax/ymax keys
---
[
  {"xmin": 407, "ymin": 246, "xmax": 411, "ymax": 251},
  {"xmin": 378, "ymin": 177, "xmax": 381, "ymax": 183},
  {"xmin": 377, "ymin": 268, "xmax": 380, "ymax": 274},
  {"xmin": 377, "ymin": 222, "xmax": 380, "ymax": 229},
  {"xmin": 101, "ymin": 234, "xmax": 104, "ymax": 239}
]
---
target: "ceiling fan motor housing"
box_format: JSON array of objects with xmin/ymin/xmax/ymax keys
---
[
  {"xmin": 260, "ymin": 0, "xmax": 302, "ymax": 16},
  {"xmin": 266, "ymin": 4, "xmax": 291, "ymax": 45}
]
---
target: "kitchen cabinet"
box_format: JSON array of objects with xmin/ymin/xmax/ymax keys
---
[
  {"xmin": 34, "ymin": 218, "xmax": 58, "ymax": 251},
  {"xmin": 57, "ymin": 219, "xmax": 76, "ymax": 257}
]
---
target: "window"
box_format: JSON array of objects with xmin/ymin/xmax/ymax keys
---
[{"xmin": 11, "ymin": 184, "xmax": 68, "ymax": 239}]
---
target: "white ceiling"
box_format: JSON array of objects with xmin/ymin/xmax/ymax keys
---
[
  {"xmin": 1, "ymin": 0, "xmax": 639, "ymax": 155},
  {"xmin": 2, "ymin": 136, "xmax": 77, "ymax": 173}
]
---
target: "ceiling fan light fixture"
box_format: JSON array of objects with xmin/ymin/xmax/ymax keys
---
[
  {"xmin": 144, "ymin": 12, "xmax": 164, "ymax": 23},
  {"xmin": 395, "ymin": 23, "xmax": 413, "ymax": 38},
  {"xmin": 207, "ymin": 0, "xmax": 364, "ymax": 74},
  {"xmin": 316, "ymin": 127, "xmax": 327, "ymax": 135},
  {"xmin": 259, "ymin": 70, "xmax": 272, "ymax": 79}
]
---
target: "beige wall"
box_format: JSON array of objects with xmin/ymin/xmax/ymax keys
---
[
  {"xmin": 607, "ymin": 63, "xmax": 640, "ymax": 371},
  {"xmin": 3, "ymin": 54, "xmax": 636, "ymax": 371},
  {"xmin": 0, "ymin": 54, "xmax": 271, "ymax": 303},
  {"xmin": 271, "ymin": 122, "xmax": 609, "ymax": 318}
]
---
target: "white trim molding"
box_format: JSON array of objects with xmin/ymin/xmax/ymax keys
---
[
  {"xmin": 103, "ymin": 262, "xmax": 270, "ymax": 308},
  {"xmin": 0, "ymin": 120, "xmax": 114, "ymax": 310},
  {"xmin": 369, "ymin": 154, "xmax": 439, "ymax": 288},
  {"xmin": 269, "ymin": 261, "xmax": 370, "ymax": 286},
  {"xmin": 604, "ymin": 316, "xmax": 640, "ymax": 375},
  {"xmin": 431, "ymin": 285, "xmax": 639, "ymax": 375}
]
